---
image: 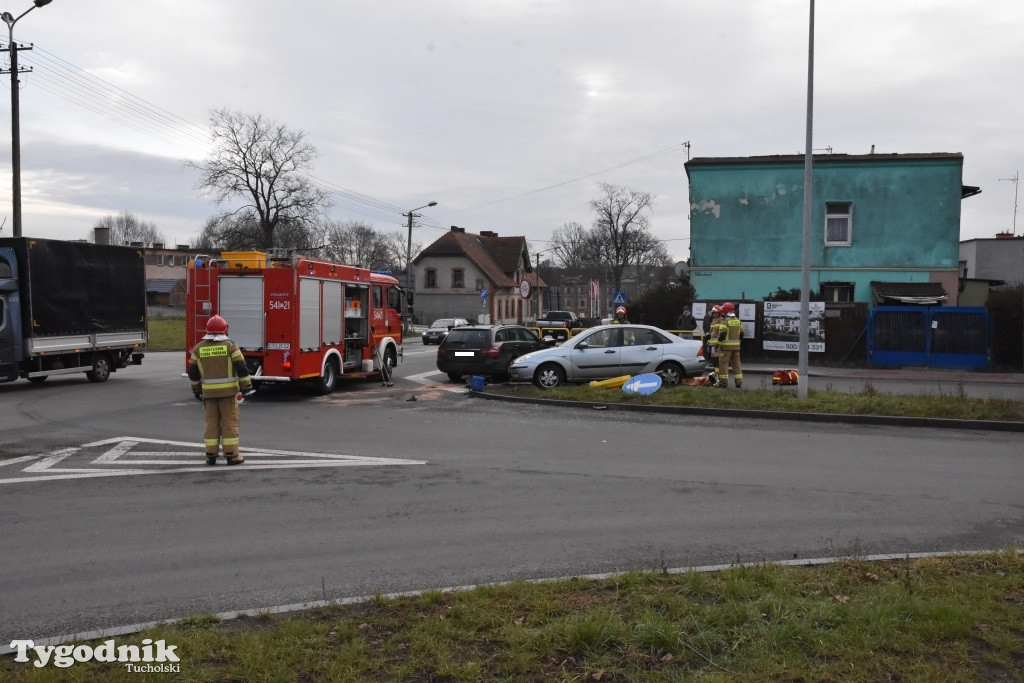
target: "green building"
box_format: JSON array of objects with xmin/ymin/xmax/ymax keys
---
[{"xmin": 685, "ymin": 153, "xmax": 979, "ymax": 305}]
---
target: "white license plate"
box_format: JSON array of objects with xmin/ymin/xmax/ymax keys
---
[
  {"xmin": 266, "ymin": 343, "xmax": 290, "ymax": 350},
  {"xmin": 454, "ymin": 351, "xmax": 474, "ymax": 357}
]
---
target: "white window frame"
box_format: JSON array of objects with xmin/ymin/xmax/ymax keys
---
[{"xmin": 824, "ymin": 202, "xmax": 853, "ymax": 247}]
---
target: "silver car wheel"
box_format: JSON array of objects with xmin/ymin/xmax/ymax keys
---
[
  {"xmin": 534, "ymin": 363, "xmax": 564, "ymax": 390},
  {"xmin": 656, "ymin": 361, "xmax": 683, "ymax": 386}
]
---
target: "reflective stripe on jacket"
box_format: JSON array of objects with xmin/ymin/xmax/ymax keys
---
[
  {"xmin": 719, "ymin": 316, "xmax": 742, "ymax": 350},
  {"xmin": 188, "ymin": 339, "xmax": 252, "ymax": 399}
]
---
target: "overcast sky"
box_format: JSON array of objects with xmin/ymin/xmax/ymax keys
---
[{"xmin": 2, "ymin": 0, "xmax": 1021, "ymax": 262}]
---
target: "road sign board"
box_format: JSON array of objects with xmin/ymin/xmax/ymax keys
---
[
  {"xmin": 612, "ymin": 291, "xmax": 627, "ymax": 305},
  {"xmin": 622, "ymin": 373, "xmax": 662, "ymax": 395}
]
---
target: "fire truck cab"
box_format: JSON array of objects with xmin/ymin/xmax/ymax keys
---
[{"xmin": 186, "ymin": 249, "xmax": 404, "ymax": 393}]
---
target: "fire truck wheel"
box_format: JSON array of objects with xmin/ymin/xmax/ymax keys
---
[
  {"xmin": 384, "ymin": 347, "xmax": 398, "ymax": 370},
  {"xmin": 315, "ymin": 359, "xmax": 339, "ymax": 395},
  {"xmin": 86, "ymin": 354, "xmax": 113, "ymax": 383}
]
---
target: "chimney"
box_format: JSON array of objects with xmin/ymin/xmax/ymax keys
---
[
  {"xmin": 94, "ymin": 227, "xmax": 110, "ymax": 245},
  {"xmin": 152, "ymin": 242, "xmax": 164, "ymax": 249},
  {"xmin": 480, "ymin": 230, "xmax": 498, "ymax": 237},
  {"xmin": 176, "ymin": 244, "xmax": 189, "ymax": 250},
  {"xmin": 450, "ymin": 226, "xmax": 465, "ymax": 233},
  {"xmin": 995, "ymin": 231, "xmax": 1014, "ymax": 239}
]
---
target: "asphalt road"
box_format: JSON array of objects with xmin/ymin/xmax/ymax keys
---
[{"xmin": 1, "ymin": 349, "xmax": 1022, "ymax": 645}]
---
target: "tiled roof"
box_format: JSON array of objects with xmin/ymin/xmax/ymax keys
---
[
  {"xmin": 146, "ymin": 278, "xmax": 185, "ymax": 293},
  {"xmin": 417, "ymin": 231, "xmax": 547, "ymax": 288}
]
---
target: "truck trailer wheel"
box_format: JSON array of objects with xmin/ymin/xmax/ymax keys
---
[{"xmin": 86, "ymin": 354, "xmax": 113, "ymax": 383}]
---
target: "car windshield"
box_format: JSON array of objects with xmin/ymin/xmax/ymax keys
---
[
  {"xmin": 444, "ymin": 329, "xmax": 490, "ymax": 346},
  {"xmin": 430, "ymin": 319, "xmax": 455, "ymax": 329}
]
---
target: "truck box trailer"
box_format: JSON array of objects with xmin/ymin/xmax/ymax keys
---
[{"xmin": 0, "ymin": 237, "xmax": 146, "ymax": 384}]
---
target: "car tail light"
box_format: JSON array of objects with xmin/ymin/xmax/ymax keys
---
[
  {"xmin": 282, "ymin": 352, "xmax": 292, "ymax": 371},
  {"xmin": 437, "ymin": 347, "xmax": 445, "ymax": 358},
  {"xmin": 480, "ymin": 346, "xmax": 501, "ymax": 358},
  {"xmin": 696, "ymin": 346, "xmax": 704, "ymax": 357}
]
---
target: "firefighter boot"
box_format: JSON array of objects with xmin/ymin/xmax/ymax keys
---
[
  {"xmin": 226, "ymin": 453, "xmax": 245, "ymax": 466},
  {"xmin": 206, "ymin": 453, "xmax": 218, "ymax": 466}
]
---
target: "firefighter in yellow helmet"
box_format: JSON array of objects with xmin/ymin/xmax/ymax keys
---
[
  {"xmin": 717, "ymin": 302, "xmax": 743, "ymax": 388},
  {"xmin": 188, "ymin": 315, "xmax": 253, "ymax": 465},
  {"xmin": 611, "ymin": 306, "xmax": 629, "ymax": 324}
]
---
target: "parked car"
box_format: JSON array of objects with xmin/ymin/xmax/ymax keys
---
[
  {"xmin": 508, "ymin": 324, "xmax": 705, "ymax": 389},
  {"xmin": 422, "ymin": 317, "xmax": 469, "ymax": 345},
  {"xmin": 437, "ymin": 324, "xmax": 552, "ymax": 382}
]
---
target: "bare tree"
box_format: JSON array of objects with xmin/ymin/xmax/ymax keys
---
[
  {"xmin": 193, "ymin": 211, "xmax": 325, "ymax": 254},
  {"xmin": 550, "ymin": 221, "xmax": 600, "ymax": 270},
  {"xmin": 91, "ymin": 211, "xmax": 164, "ymax": 246},
  {"xmin": 186, "ymin": 109, "xmax": 330, "ymax": 249},
  {"xmin": 589, "ymin": 182, "xmax": 657, "ymax": 292},
  {"xmin": 383, "ymin": 230, "xmax": 422, "ymax": 275},
  {"xmin": 320, "ymin": 220, "xmax": 393, "ymax": 270}
]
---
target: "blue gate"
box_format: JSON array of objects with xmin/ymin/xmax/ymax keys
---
[{"xmin": 868, "ymin": 306, "xmax": 989, "ymax": 369}]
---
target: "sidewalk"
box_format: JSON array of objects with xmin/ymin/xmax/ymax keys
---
[{"xmin": 742, "ymin": 363, "xmax": 1024, "ymax": 385}]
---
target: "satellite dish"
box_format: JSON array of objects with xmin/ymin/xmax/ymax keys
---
[{"xmin": 673, "ymin": 261, "xmax": 689, "ymax": 278}]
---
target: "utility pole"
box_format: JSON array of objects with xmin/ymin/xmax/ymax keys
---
[
  {"xmin": 999, "ymin": 171, "xmax": 1019, "ymax": 236},
  {"xmin": 2, "ymin": 1, "xmax": 52, "ymax": 238},
  {"xmin": 401, "ymin": 201, "xmax": 436, "ymax": 333}
]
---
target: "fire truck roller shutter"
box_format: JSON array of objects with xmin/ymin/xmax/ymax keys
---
[{"xmin": 218, "ymin": 276, "xmax": 264, "ymax": 350}]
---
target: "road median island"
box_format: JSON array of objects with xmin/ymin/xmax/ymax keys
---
[
  {"xmin": 474, "ymin": 383, "xmax": 1024, "ymax": 431},
  {"xmin": 4, "ymin": 550, "xmax": 1021, "ymax": 680}
]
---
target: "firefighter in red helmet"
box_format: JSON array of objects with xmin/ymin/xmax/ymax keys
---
[
  {"xmin": 611, "ymin": 306, "xmax": 629, "ymax": 324},
  {"xmin": 716, "ymin": 302, "xmax": 743, "ymax": 388},
  {"xmin": 187, "ymin": 315, "xmax": 253, "ymax": 465}
]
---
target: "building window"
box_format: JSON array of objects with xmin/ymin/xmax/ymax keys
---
[
  {"xmin": 451, "ymin": 268, "xmax": 465, "ymax": 289},
  {"xmin": 475, "ymin": 278, "xmax": 484, "ymax": 292},
  {"xmin": 820, "ymin": 281, "xmax": 854, "ymax": 302},
  {"xmin": 425, "ymin": 268, "xmax": 437, "ymax": 288},
  {"xmin": 825, "ymin": 202, "xmax": 852, "ymax": 246}
]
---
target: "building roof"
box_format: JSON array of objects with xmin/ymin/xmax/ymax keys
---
[
  {"xmin": 686, "ymin": 152, "xmax": 964, "ymax": 169},
  {"xmin": 146, "ymin": 278, "xmax": 185, "ymax": 293},
  {"xmin": 416, "ymin": 229, "xmax": 547, "ymax": 289},
  {"xmin": 870, "ymin": 281, "xmax": 948, "ymax": 305}
]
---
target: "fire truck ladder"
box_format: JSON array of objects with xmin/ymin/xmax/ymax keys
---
[{"xmin": 190, "ymin": 256, "xmax": 214, "ymax": 343}]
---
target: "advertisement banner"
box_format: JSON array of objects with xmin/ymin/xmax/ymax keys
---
[{"xmin": 762, "ymin": 301, "xmax": 826, "ymax": 352}]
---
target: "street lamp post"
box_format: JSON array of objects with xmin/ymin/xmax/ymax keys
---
[
  {"xmin": 3, "ymin": 0, "xmax": 52, "ymax": 238},
  {"xmin": 402, "ymin": 201, "xmax": 436, "ymax": 332}
]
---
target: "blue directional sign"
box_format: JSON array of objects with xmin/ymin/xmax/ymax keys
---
[
  {"xmin": 622, "ymin": 372, "xmax": 662, "ymax": 395},
  {"xmin": 480, "ymin": 288, "xmax": 489, "ymax": 300},
  {"xmin": 612, "ymin": 291, "xmax": 627, "ymax": 305}
]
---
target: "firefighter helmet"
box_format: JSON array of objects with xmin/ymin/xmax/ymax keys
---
[
  {"xmin": 206, "ymin": 315, "xmax": 228, "ymax": 334},
  {"xmin": 711, "ymin": 305, "xmax": 721, "ymax": 315},
  {"xmin": 720, "ymin": 302, "xmax": 735, "ymax": 314},
  {"xmin": 615, "ymin": 306, "xmax": 627, "ymax": 316}
]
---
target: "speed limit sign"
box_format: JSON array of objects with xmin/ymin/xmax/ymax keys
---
[{"xmin": 519, "ymin": 279, "xmax": 531, "ymax": 299}]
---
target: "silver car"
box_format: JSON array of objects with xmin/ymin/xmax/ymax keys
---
[{"xmin": 508, "ymin": 324, "xmax": 706, "ymax": 389}]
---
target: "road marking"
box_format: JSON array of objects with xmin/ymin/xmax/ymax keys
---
[
  {"xmin": 402, "ymin": 370, "xmax": 467, "ymax": 394},
  {"xmin": 0, "ymin": 437, "xmax": 426, "ymax": 485}
]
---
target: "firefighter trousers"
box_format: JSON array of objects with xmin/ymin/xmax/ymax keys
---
[
  {"xmin": 719, "ymin": 349, "xmax": 743, "ymax": 388},
  {"xmin": 204, "ymin": 396, "xmax": 241, "ymax": 456}
]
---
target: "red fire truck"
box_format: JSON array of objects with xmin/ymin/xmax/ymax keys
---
[{"xmin": 185, "ymin": 249, "xmax": 404, "ymax": 393}]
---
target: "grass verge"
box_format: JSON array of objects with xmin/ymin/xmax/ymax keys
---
[
  {"xmin": 491, "ymin": 382, "xmax": 1024, "ymax": 422},
  {"xmin": 146, "ymin": 318, "xmax": 185, "ymax": 352},
  {"xmin": 3, "ymin": 551, "xmax": 1022, "ymax": 681}
]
